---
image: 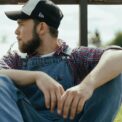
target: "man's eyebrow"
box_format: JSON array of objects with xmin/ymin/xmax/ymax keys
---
[{"xmin": 17, "ymin": 20, "xmax": 23, "ymax": 24}]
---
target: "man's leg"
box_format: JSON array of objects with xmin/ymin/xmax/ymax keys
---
[
  {"xmin": 0, "ymin": 75, "xmax": 24, "ymax": 122},
  {"xmin": 76, "ymin": 74, "xmax": 122, "ymax": 122},
  {"xmin": 0, "ymin": 75, "xmax": 52, "ymax": 122}
]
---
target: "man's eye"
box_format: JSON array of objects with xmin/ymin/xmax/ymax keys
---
[
  {"xmin": 20, "ymin": 23, "xmax": 24, "ymax": 26},
  {"xmin": 18, "ymin": 22, "xmax": 24, "ymax": 26}
]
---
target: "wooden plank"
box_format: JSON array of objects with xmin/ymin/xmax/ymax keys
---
[
  {"xmin": 1, "ymin": 0, "xmax": 122, "ymax": 4},
  {"xmin": 0, "ymin": 0, "xmax": 27, "ymax": 4},
  {"xmin": 80, "ymin": 0, "xmax": 88, "ymax": 46},
  {"xmin": 89, "ymin": 0, "xmax": 122, "ymax": 4},
  {"xmin": 0, "ymin": 0, "xmax": 78, "ymax": 4}
]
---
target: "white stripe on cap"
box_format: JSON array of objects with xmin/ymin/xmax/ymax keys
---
[{"xmin": 22, "ymin": 0, "xmax": 41, "ymax": 15}]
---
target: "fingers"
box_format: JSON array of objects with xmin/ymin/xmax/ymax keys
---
[
  {"xmin": 58, "ymin": 92, "xmax": 80, "ymax": 120},
  {"xmin": 43, "ymin": 90, "xmax": 50, "ymax": 109},
  {"xmin": 43, "ymin": 86, "xmax": 86, "ymax": 120},
  {"xmin": 69, "ymin": 95, "xmax": 80, "ymax": 119},
  {"xmin": 36, "ymin": 73, "xmax": 65, "ymax": 112},
  {"xmin": 76, "ymin": 98, "xmax": 85, "ymax": 114},
  {"xmin": 56, "ymin": 86, "xmax": 64, "ymax": 104},
  {"xmin": 69, "ymin": 96, "xmax": 86, "ymax": 120},
  {"xmin": 50, "ymin": 85, "xmax": 64, "ymax": 112},
  {"xmin": 58, "ymin": 92, "xmax": 67, "ymax": 115},
  {"xmin": 62, "ymin": 94, "xmax": 74, "ymax": 119},
  {"xmin": 50, "ymin": 90, "xmax": 57, "ymax": 112},
  {"xmin": 44, "ymin": 85, "xmax": 65, "ymax": 111},
  {"xmin": 60, "ymin": 85, "xmax": 65, "ymax": 95},
  {"xmin": 58, "ymin": 90, "xmax": 86, "ymax": 120}
]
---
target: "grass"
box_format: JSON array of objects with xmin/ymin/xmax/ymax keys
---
[{"xmin": 114, "ymin": 106, "xmax": 122, "ymax": 122}]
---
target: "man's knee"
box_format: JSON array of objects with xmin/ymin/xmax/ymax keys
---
[
  {"xmin": 95, "ymin": 74, "xmax": 122, "ymax": 103},
  {"xmin": 108, "ymin": 74, "xmax": 122, "ymax": 95},
  {"xmin": 0, "ymin": 75, "xmax": 24, "ymax": 122},
  {"xmin": 0, "ymin": 74, "xmax": 13, "ymax": 84},
  {"xmin": 0, "ymin": 75, "xmax": 18, "ymax": 100},
  {"xmin": 0, "ymin": 74, "xmax": 15, "ymax": 89},
  {"xmin": 80, "ymin": 74, "xmax": 122, "ymax": 122}
]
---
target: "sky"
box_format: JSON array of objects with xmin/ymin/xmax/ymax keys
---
[
  {"xmin": 88, "ymin": 5, "xmax": 122, "ymax": 45},
  {"xmin": 0, "ymin": 5, "xmax": 122, "ymax": 57}
]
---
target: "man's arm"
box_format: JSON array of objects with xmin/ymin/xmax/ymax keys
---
[
  {"xmin": 0, "ymin": 69, "xmax": 37, "ymax": 85},
  {"xmin": 82, "ymin": 49, "xmax": 122, "ymax": 90},
  {"xmin": 0, "ymin": 69, "xmax": 64, "ymax": 112},
  {"xmin": 58, "ymin": 49, "xmax": 122, "ymax": 119}
]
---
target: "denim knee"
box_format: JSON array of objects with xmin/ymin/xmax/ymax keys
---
[
  {"xmin": 0, "ymin": 75, "xmax": 18, "ymax": 101},
  {"xmin": 0, "ymin": 75, "xmax": 24, "ymax": 122},
  {"xmin": 77, "ymin": 75, "xmax": 122, "ymax": 122}
]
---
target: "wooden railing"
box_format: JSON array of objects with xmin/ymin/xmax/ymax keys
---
[{"xmin": 1, "ymin": 0, "xmax": 122, "ymax": 4}]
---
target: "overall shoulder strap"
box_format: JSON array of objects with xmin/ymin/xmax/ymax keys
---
[{"xmin": 63, "ymin": 47, "xmax": 81, "ymax": 85}]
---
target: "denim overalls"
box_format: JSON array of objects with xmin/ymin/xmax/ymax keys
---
[
  {"xmin": 0, "ymin": 52, "xmax": 122, "ymax": 122},
  {"xmin": 20, "ymin": 55, "xmax": 76, "ymax": 121}
]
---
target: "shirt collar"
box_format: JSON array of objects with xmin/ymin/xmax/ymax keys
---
[
  {"xmin": 27, "ymin": 39, "xmax": 69, "ymax": 58},
  {"xmin": 54, "ymin": 39, "xmax": 69, "ymax": 56}
]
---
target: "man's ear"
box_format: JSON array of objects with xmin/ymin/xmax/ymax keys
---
[{"xmin": 36, "ymin": 22, "xmax": 48, "ymax": 35}]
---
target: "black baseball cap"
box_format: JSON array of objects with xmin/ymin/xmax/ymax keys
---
[{"xmin": 5, "ymin": 0, "xmax": 63, "ymax": 29}]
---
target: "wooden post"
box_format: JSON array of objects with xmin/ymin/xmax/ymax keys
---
[{"xmin": 80, "ymin": 0, "xmax": 88, "ymax": 46}]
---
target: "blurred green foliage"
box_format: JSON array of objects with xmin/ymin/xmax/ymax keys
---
[
  {"xmin": 114, "ymin": 106, "xmax": 122, "ymax": 122},
  {"xmin": 108, "ymin": 32, "xmax": 122, "ymax": 46}
]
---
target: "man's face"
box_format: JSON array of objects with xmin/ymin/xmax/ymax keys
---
[{"xmin": 15, "ymin": 19, "xmax": 41, "ymax": 54}]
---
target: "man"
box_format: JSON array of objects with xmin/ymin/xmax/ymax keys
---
[{"xmin": 0, "ymin": 0, "xmax": 122, "ymax": 121}]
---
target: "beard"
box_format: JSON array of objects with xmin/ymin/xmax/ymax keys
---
[{"xmin": 18, "ymin": 29, "xmax": 41, "ymax": 55}]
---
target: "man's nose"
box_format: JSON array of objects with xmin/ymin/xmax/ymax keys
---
[{"xmin": 15, "ymin": 27, "xmax": 19, "ymax": 35}]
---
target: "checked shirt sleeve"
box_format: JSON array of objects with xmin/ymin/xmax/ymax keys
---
[
  {"xmin": 71, "ymin": 46, "xmax": 104, "ymax": 82},
  {"xmin": 0, "ymin": 51, "xmax": 22, "ymax": 69}
]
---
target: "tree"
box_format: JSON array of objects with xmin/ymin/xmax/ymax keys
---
[
  {"xmin": 108, "ymin": 32, "xmax": 122, "ymax": 47},
  {"xmin": 88, "ymin": 29, "xmax": 102, "ymax": 47}
]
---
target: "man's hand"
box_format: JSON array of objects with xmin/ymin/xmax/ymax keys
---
[
  {"xmin": 58, "ymin": 82, "xmax": 94, "ymax": 120},
  {"xmin": 0, "ymin": 69, "xmax": 65, "ymax": 112},
  {"xmin": 36, "ymin": 72, "xmax": 65, "ymax": 112}
]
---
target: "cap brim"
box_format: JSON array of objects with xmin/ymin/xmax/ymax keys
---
[{"xmin": 5, "ymin": 11, "xmax": 30, "ymax": 21}]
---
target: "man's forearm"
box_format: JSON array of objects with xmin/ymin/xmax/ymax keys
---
[
  {"xmin": 81, "ymin": 50, "xmax": 122, "ymax": 90},
  {"xmin": 0, "ymin": 69, "xmax": 42, "ymax": 85}
]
